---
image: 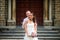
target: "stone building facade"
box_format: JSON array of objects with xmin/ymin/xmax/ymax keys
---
[
  {"xmin": 0, "ymin": 0, "xmax": 60, "ymax": 27},
  {"xmin": 0, "ymin": 0, "xmax": 6, "ymax": 26},
  {"xmin": 54, "ymin": 0, "xmax": 60, "ymax": 26},
  {"xmin": 0, "ymin": 0, "xmax": 16, "ymax": 26}
]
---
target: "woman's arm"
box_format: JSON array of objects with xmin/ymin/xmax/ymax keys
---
[{"xmin": 34, "ymin": 22, "xmax": 37, "ymax": 34}]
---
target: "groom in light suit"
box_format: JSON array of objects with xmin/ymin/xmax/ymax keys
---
[
  {"xmin": 22, "ymin": 10, "xmax": 37, "ymax": 29},
  {"xmin": 22, "ymin": 10, "xmax": 31, "ymax": 28}
]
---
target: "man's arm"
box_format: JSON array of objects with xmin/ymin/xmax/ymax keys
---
[
  {"xmin": 22, "ymin": 18, "xmax": 28, "ymax": 28},
  {"xmin": 22, "ymin": 19, "xmax": 26, "ymax": 28},
  {"xmin": 23, "ymin": 21, "xmax": 29, "ymax": 36}
]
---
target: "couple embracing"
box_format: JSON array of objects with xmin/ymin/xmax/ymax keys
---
[{"xmin": 22, "ymin": 10, "xmax": 38, "ymax": 40}]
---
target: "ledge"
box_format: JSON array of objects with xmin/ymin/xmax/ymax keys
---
[
  {"xmin": 44, "ymin": 20, "xmax": 52, "ymax": 22},
  {"xmin": 8, "ymin": 20, "xmax": 16, "ymax": 22},
  {"xmin": 0, "ymin": 26, "xmax": 16, "ymax": 29}
]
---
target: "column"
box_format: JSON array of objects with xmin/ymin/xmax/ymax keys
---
[{"xmin": 8, "ymin": 0, "xmax": 12, "ymax": 21}]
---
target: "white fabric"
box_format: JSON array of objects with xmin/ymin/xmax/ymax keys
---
[
  {"xmin": 22, "ymin": 17, "xmax": 29, "ymax": 28},
  {"xmin": 24, "ymin": 22, "xmax": 38, "ymax": 40}
]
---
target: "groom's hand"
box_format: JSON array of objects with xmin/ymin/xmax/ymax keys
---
[{"xmin": 25, "ymin": 21, "xmax": 28, "ymax": 24}]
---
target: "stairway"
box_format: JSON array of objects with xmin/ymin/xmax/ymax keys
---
[{"xmin": 0, "ymin": 26, "xmax": 60, "ymax": 40}]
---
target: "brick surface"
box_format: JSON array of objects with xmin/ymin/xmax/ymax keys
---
[
  {"xmin": 54, "ymin": 0, "xmax": 60, "ymax": 26},
  {"xmin": 0, "ymin": 0, "xmax": 6, "ymax": 26}
]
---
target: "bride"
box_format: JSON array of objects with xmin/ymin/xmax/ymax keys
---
[{"xmin": 23, "ymin": 13, "xmax": 38, "ymax": 40}]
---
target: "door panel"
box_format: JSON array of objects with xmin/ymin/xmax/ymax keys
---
[{"xmin": 16, "ymin": 0, "xmax": 43, "ymax": 26}]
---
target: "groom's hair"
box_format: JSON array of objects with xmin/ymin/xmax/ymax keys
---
[{"xmin": 26, "ymin": 10, "xmax": 31, "ymax": 14}]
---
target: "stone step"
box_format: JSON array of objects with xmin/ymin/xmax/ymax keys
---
[
  {"xmin": 1, "ymin": 26, "xmax": 60, "ymax": 31},
  {"xmin": 0, "ymin": 35, "xmax": 60, "ymax": 37},
  {"xmin": 0, "ymin": 39, "xmax": 23, "ymax": 40},
  {"xmin": 2, "ymin": 30, "xmax": 59, "ymax": 32},
  {"xmin": 0, "ymin": 39, "xmax": 60, "ymax": 40},
  {"xmin": 10, "ymin": 29, "xmax": 53, "ymax": 31},
  {"xmin": 0, "ymin": 27, "xmax": 60, "ymax": 40},
  {"xmin": 0, "ymin": 33, "xmax": 60, "ymax": 36},
  {"xmin": 8, "ymin": 27, "xmax": 58, "ymax": 30},
  {"xmin": 1, "ymin": 32, "xmax": 59, "ymax": 34},
  {"xmin": 11, "ymin": 27, "xmax": 51, "ymax": 30},
  {"xmin": 0, "ymin": 36, "xmax": 60, "ymax": 39},
  {"xmin": 0, "ymin": 28, "xmax": 53, "ymax": 31}
]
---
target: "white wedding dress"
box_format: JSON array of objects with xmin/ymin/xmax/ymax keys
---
[{"xmin": 24, "ymin": 22, "xmax": 38, "ymax": 40}]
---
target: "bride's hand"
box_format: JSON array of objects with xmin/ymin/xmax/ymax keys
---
[{"xmin": 31, "ymin": 32, "xmax": 37, "ymax": 37}]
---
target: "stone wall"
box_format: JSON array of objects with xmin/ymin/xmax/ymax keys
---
[
  {"xmin": 44, "ymin": 0, "xmax": 55, "ymax": 26},
  {"xmin": 0, "ymin": 0, "xmax": 16, "ymax": 26},
  {"xmin": 0, "ymin": 0, "xmax": 6, "ymax": 26},
  {"xmin": 54, "ymin": 0, "xmax": 60, "ymax": 26},
  {"xmin": 44, "ymin": 0, "xmax": 60, "ymax": 26}
]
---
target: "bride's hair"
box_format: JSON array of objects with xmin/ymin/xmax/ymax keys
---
[
  {"xmin": 33, "ymin": 16, "xmax": 37, "ymax": 23},
  {"xmin": 29, "ymin": 12, "xmax": 37, "ymax": 23}
]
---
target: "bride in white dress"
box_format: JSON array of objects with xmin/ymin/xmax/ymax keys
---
[{"xmin": 23, "ymin": 13, "xmax": 38, "ymax": 40}]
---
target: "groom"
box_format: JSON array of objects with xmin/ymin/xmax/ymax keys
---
[
  {"xmin": 22, "ymin": 10, "xmax": 37, "ymax": 29},
  {"xmin": 22, "ymin": 10, "xmax": 31, "ymax": 28}
]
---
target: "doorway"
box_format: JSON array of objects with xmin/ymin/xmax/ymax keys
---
[{"xmin": 16, "ymin": 0, "xmax": 43, "ymax": 26}]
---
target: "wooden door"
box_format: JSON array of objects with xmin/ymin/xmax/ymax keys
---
[{"xmin": 16, "ymin": 0, "xmax": 43, "ymax": 26}]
